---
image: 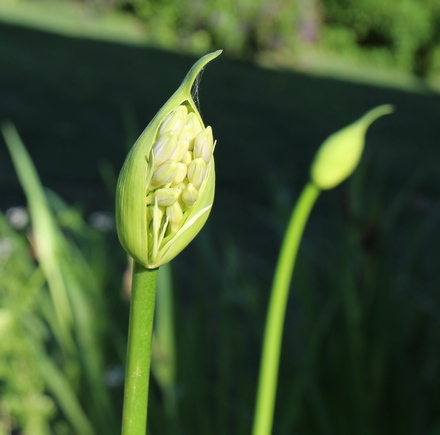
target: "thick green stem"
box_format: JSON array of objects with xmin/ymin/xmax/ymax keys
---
[
  {"xmin": 121, "ymin": 262, "xmax": 159, "ymax": 435},
  {"xmin": 252, "ymin": 182, "xmax": 320, "ymax": 435}
]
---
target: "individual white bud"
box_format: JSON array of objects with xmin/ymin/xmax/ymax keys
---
[
  {"xmin": 182, "ymin": 183, "xmax": 199, "ymax": 206},
  {"xmin": 150, "ymin": 161, "xmax": 177, "ymax": 188},
  {"xmin": 152, "ymin": 131, "xmax": 179, "ymax": 167},
  {"xmin": 187, "ymin": 158, "xmax": 207, "ymax": 189},
  {"xmin": 193, "ymin": 126, "xmax": 213, "ymax": 163},
  {"xmin": 153, "ymin": 188, "xmax": 181, "ymax": 207},
  {"xmin": 179, "ymin": 124, "xmax": 194, "ymax": 144},
  {"xmin": 159, "ymin": 105, "xmax": 188, "ymax": 135},
  {"xmin": 182, "ymin": 151, "xmax": 192, "ymax": 166},
  {"xmin": 186, "ymin": 112, "xmax": 203, "ymax": 150},
  {"xmin": 171, "ymin": 139, "xmax": 190, "ymax": 163},
  {"xmin": 166, "ymin": 202, "xmax": 184, "ymax": 233},
  {"xmin": 172, "ymin": 163, "xmax": 188, "ymax": 186}
]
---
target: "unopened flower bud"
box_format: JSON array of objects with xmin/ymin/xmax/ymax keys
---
[
  {"xmin": 182, "ymin": 151, "xmax": 192, "ymax": 166},
  {"xmin": 167, "ymin": 202, "xmax": 184, "ymax": 233},
  {"xmin": 186, "ymin": 113, "xmax": 203, "ymax": 149},
  {"xmin": 193, "ymin": 127, "xmax": 213, "ymax": 163},
  {"xmin": 159, "ymin": 105, "xmax": 188, "ymax": 135},
  {"xmin": 152, "ymin": 131, "xmax": 179, "ymax": 167},
  {"xmin": 171, "ymin": 140, "xmax": 189, "ymax": 163},
  {"xmin": 150, "ymin": 161, "xmax": 177, "ymax": 188},
  {"xmin": 182, "ymin": 183, "xmax": 199, "ymax": 206},
  {"xmin": 311, "ymin": 105, "xmax": 393, "ymax": 190},
  {"xmin": 172, "ymin": 163, "xmax": 188, "ymax": 186},
  {"xmin": 188, "ymin": 158, "xmax": 207, "ymax": 189},
  {"xmin": 154, "ymin": 188, "xmax": 180, "ymax": 207},
  {"xmin": 179, "ymin": 125, "xmax": 194, "ymax": 145},
  {"xmin": 116, "ymin": 50, "xmax": 221, "ymax": 268}
]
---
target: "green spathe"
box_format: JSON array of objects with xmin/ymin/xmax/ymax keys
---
[
  {"xmin": 116, "ymin": 50, "xmax": 221, "ymax": 269},
  {"xmin": 310, "ymin": 105, "xmax": 394, "ymax": 190}
]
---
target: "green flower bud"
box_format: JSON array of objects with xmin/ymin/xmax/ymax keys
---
[
  {"xmin": 310, "ymin": 105, "xmax": 393, "ymax": 190},
  {"xmin": 116, "ymin": 50, "xmax": 221, "ymax": 269}
]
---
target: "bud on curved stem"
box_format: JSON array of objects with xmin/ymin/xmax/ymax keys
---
[
  {"xmin": 311, "ymin": 104, "xmax": 394, "ymax": 190},
  {"xmin": 252, "ymin": 105, "xmax": 393, "ymax": 435},
  {"xmin": 116, "ymin": 50, "xmax": 222, "ymax": 269}
]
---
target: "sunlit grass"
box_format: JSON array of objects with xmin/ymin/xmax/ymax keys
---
[{"xmin": 0, "ymin": 0, "xmax": 148, "ymax": 43}]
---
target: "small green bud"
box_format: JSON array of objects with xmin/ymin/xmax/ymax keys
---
[
  {"xmin": 116, "ymin": 50, "xmax": 221, "ymax": 269},
  {"xmin": 310, "ymin": 105, "xmax": 393, "ymax": 190}
]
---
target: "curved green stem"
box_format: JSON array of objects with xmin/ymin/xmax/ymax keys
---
[
  {"xmin": 252, "ymin": 182, "xmax": 321, "ymax": 435},
  {"xmin": 121, "ymin": 262, "xmax": 159, "ymax": 435}
]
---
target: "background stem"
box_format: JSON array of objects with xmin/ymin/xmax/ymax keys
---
[
  {"xmin": 121, "ymin": 262, "xmax": 158, "ymax": 435},
  {"xmin": 252, "ymin": 182, "xmax": 320, "ymax": 435}
]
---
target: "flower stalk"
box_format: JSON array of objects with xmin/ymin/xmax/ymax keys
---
[
  {"xmin": 117, "ymin": 51, "xmax": 221, "ymax": 435},
  {"xmin": 121, "ymin": 263, "xmax": 158, "ymax": 435},
  {"xmin": 252, "ymin": 105, "xmax": 393, "ymax": 435}
]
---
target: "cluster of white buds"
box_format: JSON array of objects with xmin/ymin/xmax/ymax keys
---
[
  {"xmin": 145, "ymin": 105, "xmax": 215, "ymax": 263},
  {"xmin": 116, "ymin": 50, "xmax": 221, "ymax": 269}
]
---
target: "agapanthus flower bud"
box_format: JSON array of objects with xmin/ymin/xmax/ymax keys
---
[
  {"xmin": 193, "ymin": 127, "xmax": 214, "ymax": 163},
  {"xmin": 311, "ymin": 105, "xmax": 393, "ymax": 190},
  {"xmin": 172, "ymin": 163, "xmax": 188, "ymax": 186},
  {"xmin": 182, "ymin": 183, "xmax": 199, "ymax": 207},
  {"xmin": 116, "ymin": 50, "xmax": 221, "ymax": 269},
  {"xmin": 186, "ymin": 113, "xmax": 203, "ymax": 150},
  {"xmin": 159, "ymin": 105, "xmax": 188, "ymax": 135},
  {"xmin": 187, "ymin": 158, "xmax": 207, "ymax": 189},
  {"xmin": 152, "ymin": 188, "xmax": 181, "ymax": 207},
  {"xmin": 152, "ymin": 131, "xmax": 179, "ymax": 167},
  {"xmin": 166, "ymin": 202, "xmax": 184, "ymax": 233},
  {"xmin": 151, "ymin": 161, "xmax": 178, "ymax": 188}
]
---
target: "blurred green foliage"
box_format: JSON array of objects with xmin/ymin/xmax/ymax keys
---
[
  {"xmin": 128, "ymin": 0, "xmax": 299, "ymax": 57},
  {"xmin": 322, "ymin": 0, "xmax": 440, "ymax": 76},
  {"xmin": 4, "ymin": 0, "xmax": 440, "ymax": 76},
  {"xmin": 104, "ymin": 0, "xmax": 440, "ymax": 76},
  {"xmin": 0, "ymin": 126, "xmax": 123, "ymax": 435}
]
